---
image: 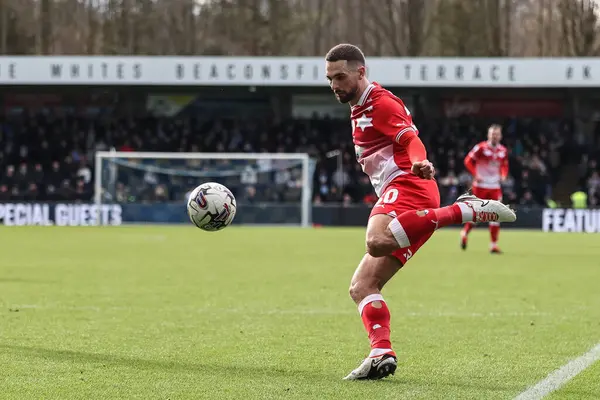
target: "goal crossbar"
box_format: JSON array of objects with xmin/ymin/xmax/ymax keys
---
[{"xmin": 95, "ymin": 151, "xmax": 310, "ymax": 161}]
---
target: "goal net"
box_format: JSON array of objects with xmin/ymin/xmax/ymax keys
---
[{"xmin": 94, "ymin": 151, "xmax": 314, "ymax": 227}]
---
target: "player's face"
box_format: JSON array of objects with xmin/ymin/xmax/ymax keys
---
[
  {"xmin": 326, "ymin": 60, "xmax": 363, "ymax": 104},
  {"xmin": 488, "ymin": 128, "xmax": 502, "ymax": 146}
]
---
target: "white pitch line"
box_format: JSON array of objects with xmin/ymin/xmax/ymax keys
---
[{"xmin": 514, "ymin": 342, "xmax": 600, "ymax": 400}]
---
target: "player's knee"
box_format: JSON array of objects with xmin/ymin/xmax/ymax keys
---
[
  {"xmin": 348, "ymin": 282, "xmax": 361, "ymax": 303},
  {"xmin": 349, "ymin": 279, "xmax": 371, "ymax": 304},
  {"xmin": 349, "ymin": 275, "xmax": 384, "ymax": 304},
  {"xmin": 366, "ymin": 216, "xmax": 399, "ymax": 257},
  {"xmin": 366, "ymin": 235, "xmax": 395, "ymax": 258}
]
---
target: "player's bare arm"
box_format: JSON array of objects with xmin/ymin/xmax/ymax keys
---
[
  {"xmin": 411, "ymin": 160, "xmax": 435, "ymax": 180},
  {"xmin": 404, "ymin": 134, "xmax": 435, "ymax": 180}
]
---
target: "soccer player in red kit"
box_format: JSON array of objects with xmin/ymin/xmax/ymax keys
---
[
  {"xmin": 461, "ymin": 125, "xmax": 509, "ymax": 254},
  {"xmin": 325, "ymin": 44, "xmax": 517, "ymax": 381}
]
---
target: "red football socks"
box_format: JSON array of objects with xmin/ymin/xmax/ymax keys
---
[
  {"xmin": 462, "ymin": 222, "xmax": 474, "ymax": 237},
  {"xmin": 432, "ymin": 204, "xmax": 464, "ymax": 227},
  {"xmin": 490, "ymin": 223, "xmax": 500, "ymax": 245},
  {"xmin": 358, "ymin": 294, "xmax": 393, "ymax": 352},
  {"xmin": 388, "ymin": 203, "xmax": 473, "ymax": 248}
]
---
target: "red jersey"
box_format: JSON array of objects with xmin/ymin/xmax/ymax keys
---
[
  {"xmin": 464, "ymin": 141, "xmax": 509, "ymax": 189},
  {"xmin": 351, "ymin": 83, "xmax": 418, "ymax": 196}
]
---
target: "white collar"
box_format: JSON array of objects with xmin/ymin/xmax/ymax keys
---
[{"xmin": 355, "ymin": 83, "xmax": 375, "ymax": 107}]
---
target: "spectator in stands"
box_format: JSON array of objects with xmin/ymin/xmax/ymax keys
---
[
  {"xmin": 244, "ymin": 185, "xmax": 257, "ymax": 203},
  {"xmin": 0, "ymin": 184, "xmax": 9, "ymax": 201},
  {"xmin": 587, "ymin": 171, "xmax": 600, "ymax": 207},
  {"xmin": 519, "ymin": 190, "xmax": 536, "ymax": 206},
  {"xmin": 571, "ymin": 188, "xmax": 588, "ymax": 209},
  {"xmin": 438, "ymin": 170, "xmax": 460, "ymax": 206}
]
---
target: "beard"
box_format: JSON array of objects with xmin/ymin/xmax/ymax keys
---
[{"xmin": 335, "ymin": 86, "xmax": 359, "ymax": 104}]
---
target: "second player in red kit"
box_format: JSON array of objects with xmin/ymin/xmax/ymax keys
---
[
  {"xmin": 461, "ymin": 125, "xmax": 509, "ymax": 253},
  {"xmin": 325, "ymin": 44, "xmax": 517, "ymax": 380}
]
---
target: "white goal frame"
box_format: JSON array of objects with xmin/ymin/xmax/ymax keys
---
[{"xmin": 94, "ymin": 151, "xmax": 313, "ymax": 227}]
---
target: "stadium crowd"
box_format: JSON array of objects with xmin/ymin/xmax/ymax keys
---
[
  {"xmin": 0, "ymin": 111, "xmax": 597, "ymax": 208},
  {"xmin": 578, "ymin": 134, "xmax": 600, "ymax": 208}
]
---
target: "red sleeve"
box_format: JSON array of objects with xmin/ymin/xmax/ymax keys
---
[
  {"xmin": 371, "ymin": 96, "xmax": 419, "ymax": 144},
  {"xmin": 464, "ymin": 144, "xmax": 480, "ymax": 176},
  {"xmin": 500, "ymin": 154, "xmax": 509, "ymax": 178},
  {"xmin": 398, "ymin": 131, "xmax": 427, "ymax": 164},
  {"xmin": 371, "ymin": 96, "xmax": 425, "ymax": 163}
]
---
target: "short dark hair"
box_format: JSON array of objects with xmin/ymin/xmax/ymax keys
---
[{"xmin": 325, "ymin": 44, "xmax": 366, "ymax": 65}]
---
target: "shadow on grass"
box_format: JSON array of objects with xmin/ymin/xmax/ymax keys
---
[
  {"xmin": 2, "ymin": 344, "xmax": 544, "ymax": 396},
  {"xmin": 0, "ymin": 278, "xmax": 53, "ymax": 284},
  {"xmin": 1, "ymin": 343, "xmax": 332, "ymax": 381}
]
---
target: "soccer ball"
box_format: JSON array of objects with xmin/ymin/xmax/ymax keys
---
[{"xmin": 186, "ymin": 182, "xmax": 237, "ymax": 231}]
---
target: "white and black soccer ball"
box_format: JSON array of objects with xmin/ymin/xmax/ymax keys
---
[{"xmin": 186, "ymin": 182, "xmax": 237, "ymax": 231}]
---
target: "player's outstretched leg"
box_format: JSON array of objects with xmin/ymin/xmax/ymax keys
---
[
  {"xmin": 344, "ymin": 253, "xmax": 401, "ymax": 381},
  {"xmin": 365, "ymin": 198, "xmax": 515, "ymax": 260},
  {"xmin": 380, "ymin": 197, "xmax": 515, "ymax": 259},
  {"xmin": 460, "ymin": 222, "xmax": 474, "ymax": 250},
  {"xmin": 489, "ymin": 222, "xmax": 502, "ymax": 253}
]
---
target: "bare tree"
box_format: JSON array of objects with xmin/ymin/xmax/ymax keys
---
[
  {"xmin": 39, "ymin": 0, "xmax": 51, "ymax": 54},
  {"xmin": 0, "ymin": 0, "xmax": 9, "ymax": 54},
  {"xmin": 0, "ymin": 0, "xmax": 596, "ymax": 57},
  {"xmin": 559, "ymin": 0, "xmax": 600, "ymax": 56}
]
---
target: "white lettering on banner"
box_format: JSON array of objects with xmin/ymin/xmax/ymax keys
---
[
  {"xmin": 50, "ymin": 62, "xmax": 143, "ymax": 81},
  {"xmin": 0, "ymin": 203, "xmax": 122, "ymax": 226},
  {"xmin": 542, "ymin": 209, "xmax": 600, "ymax": 233},
  {"xmin": 174, "ymin": 62, "xmax": 320, "ymax": 83},
  {"xmin": 0, "ymin": 57, "xmax": 599, "ymax": 87},
  {"xmin": 0, "ymin": 61, "xmax": 17, "ymax": 79},
  {"xmin": 111, "ymin": 205, "xmax": 122, "ymax": 226},
  {"xmin": 55, "ymin": 204, "xmax": 121, "ymax": 226},
  {"xmin": 0, "ymin": 203, "xmax": 51, "ymax": 226},
  {"xmin": 404, "ymin": 64, "xmax": 516, "ymax": 83}
]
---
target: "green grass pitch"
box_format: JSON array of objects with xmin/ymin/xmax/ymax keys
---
[{"xmin": 1, "ymin": 226, "xmax": 599, "ymax": 400}]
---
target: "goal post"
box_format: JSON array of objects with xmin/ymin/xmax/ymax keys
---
[{"xmin": 94, "ymin": 151, "xmax": 314, "ymax": 227}]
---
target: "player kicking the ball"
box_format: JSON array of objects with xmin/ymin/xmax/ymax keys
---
[
  {"xmin": 461, "ymin": 124, "xmax": 509, "ymax": 254},
  {"xmin": 324, "ymin": 44, "xmax": 517, "ymax": 381}
]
